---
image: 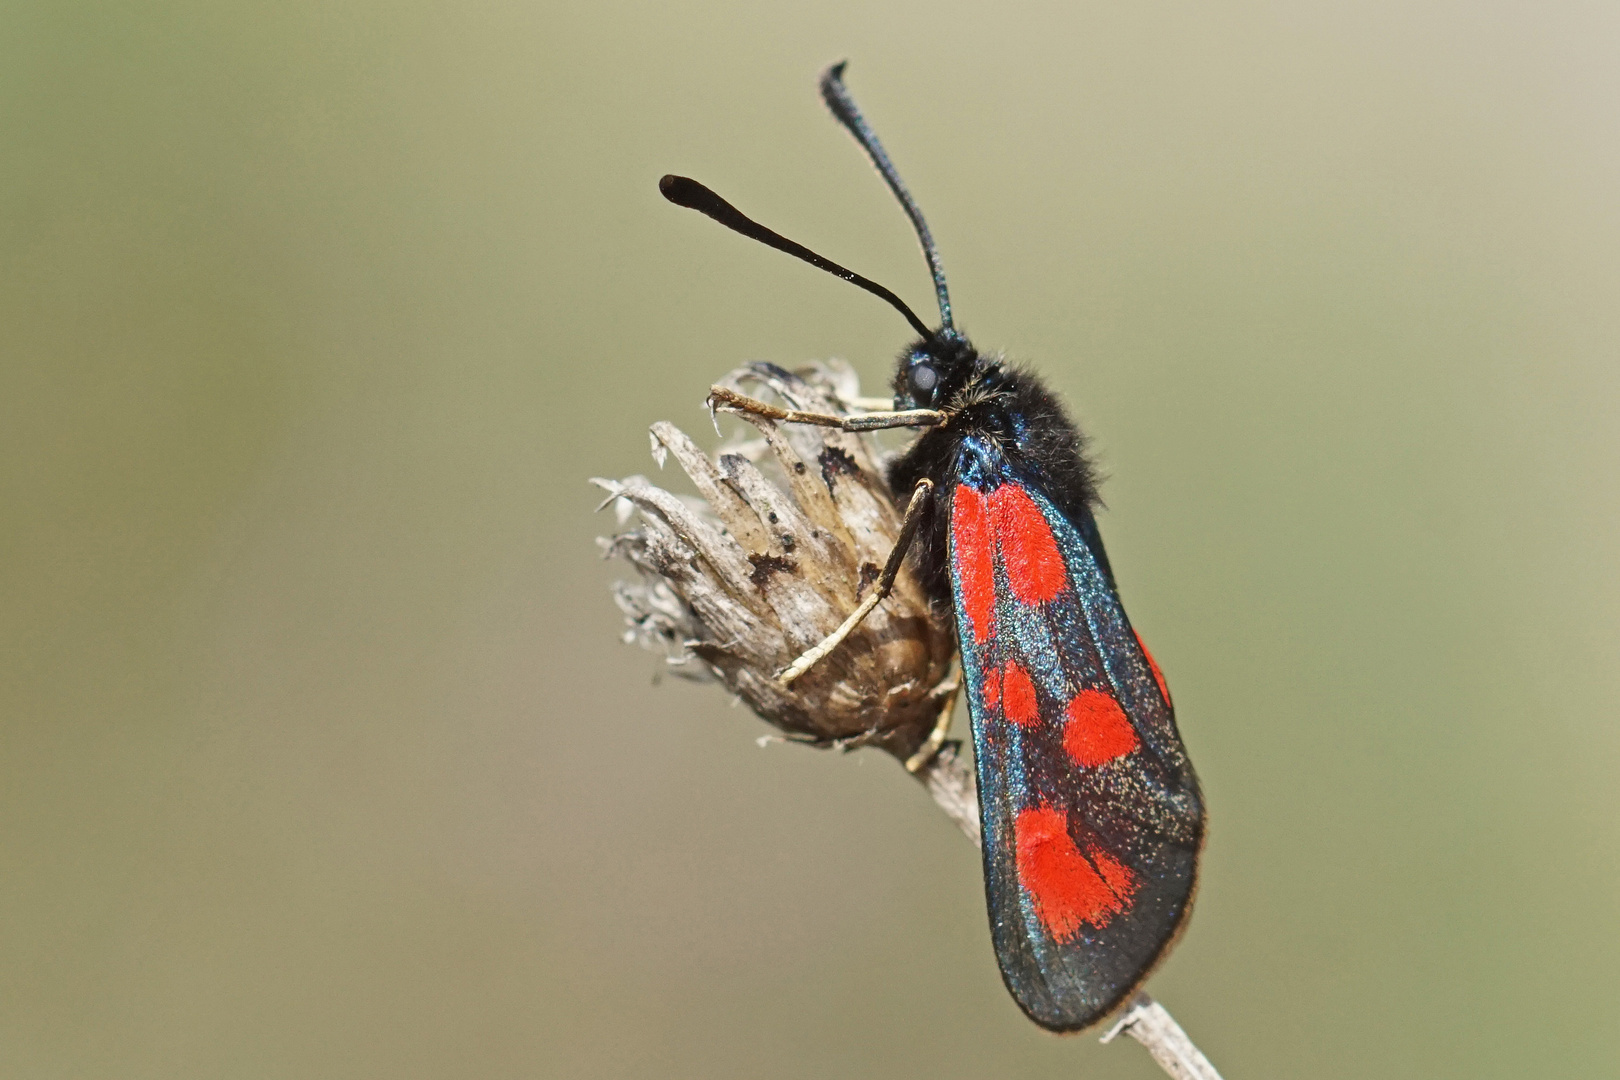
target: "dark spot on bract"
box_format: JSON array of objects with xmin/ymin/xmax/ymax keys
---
[
  {"xmin": 793, "ymin": 461, "xmax": 807, "ymax": 474},
  {"xmin": 779, "ymin": 534, "xmax": 795, "ymax": 551},
  {"xmin": 818, "ymin": 446, "xmax": 859, "ymax": 491},
  {"xmin": 767, "ymin": 511, "xmax": 779, "ymax": 524},
  {"xmin": 749, "ymin": 552, "xmax": 797, "ymax": 587}
]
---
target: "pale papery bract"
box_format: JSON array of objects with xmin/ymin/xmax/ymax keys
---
[{"xmin": 595, "ymin": 359, "xmax": 958, "ymax": 760}]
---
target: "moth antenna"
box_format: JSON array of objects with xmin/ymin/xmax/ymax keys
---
[
  {"xmin": 659, "ymin": 174, "xmax": 932, "ymax": 339},
  {"xmin": 820, "ymin": 61, "xmax": 955, "ymax": 334}
]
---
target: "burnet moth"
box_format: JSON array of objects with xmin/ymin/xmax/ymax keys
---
[{"xmin": 660, "ymin": 63, "xmax": 1205, "ymax": 1033}]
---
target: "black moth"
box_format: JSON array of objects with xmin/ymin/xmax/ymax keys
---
[{"xmin": 661, "ymin": 62, "xmax": 1203, "ymax": 1033}]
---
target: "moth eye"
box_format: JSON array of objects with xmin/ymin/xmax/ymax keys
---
[{"xmin": 909, "ymin": 363, "xmax": 939, "ymax": 394}]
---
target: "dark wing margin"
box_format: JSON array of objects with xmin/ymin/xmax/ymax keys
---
[{"xmin": 948, "ymin": 470, "xmax": 1204, "ymax": 1032}]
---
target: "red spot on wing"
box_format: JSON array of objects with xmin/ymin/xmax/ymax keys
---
[
  {"xmin": 1091, "ymin": 847, "xmax": 1137, "ymax": 900},
  {"xmin": 1063, "ymin": 689, "xmax": 1140, "ymax": 767},
  {"xmin": 1014, "ymin": 807, "xmax": 1135, "ymax": 940},
  {"xmin": 951, "ymin": 484, "xmax": 996, "ymax": 644},
  {"xmin": 989, "ymin": 484, "xmax": 1067, "ymax": 604},
  {"xmin": 982, "ymin": 665, "xmax": 1001, "ymax": 710},
  {"xmin": 1135, "ymin": 630, "xmax": 1171, "ymax": 707},
  {"xmin": 1001, "ymin": 660, "xmax": 1041, "ymax": 728}
]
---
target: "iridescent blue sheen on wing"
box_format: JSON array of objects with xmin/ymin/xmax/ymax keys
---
[{"xmin": 947, "ymin": 435, "xmax": 1204, "ymax": 1032}]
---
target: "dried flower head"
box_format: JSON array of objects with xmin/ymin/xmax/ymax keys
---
[{"xmin": 595, "ymin": 359, "xmax": 957, "ymax": 762}]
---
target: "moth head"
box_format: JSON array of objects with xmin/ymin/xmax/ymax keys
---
[{"xmin": 893, "ymin": 330, "xmax": 980, "ymax": 411}]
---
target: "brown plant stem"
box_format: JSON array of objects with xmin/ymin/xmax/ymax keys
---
[{"xmin": 910, "ymin": 747, "xmax": 1223, "ymax": 1080}]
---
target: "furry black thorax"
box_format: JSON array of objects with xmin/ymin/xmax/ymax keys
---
[{"xmin": 884, "ymin": 330, "xmax": 1111, "ymax": 608}]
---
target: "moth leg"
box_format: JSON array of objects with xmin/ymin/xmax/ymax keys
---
[
  {"xmin": 709, "ymin": 386, "xmax": 946, "ymax": 431},
  {"xmin": 777, "ymin": 478, "xmax": 934, "ymax": 685},
  {"xmin": 905, "ymin": 660, "xmax": 960, "ymax": 774}
]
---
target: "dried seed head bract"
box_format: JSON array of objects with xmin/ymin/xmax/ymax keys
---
[{"xmin": 594, "ymin": 360, "xmax": 958, "ymax": 761}]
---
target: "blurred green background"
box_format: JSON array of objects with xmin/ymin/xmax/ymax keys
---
[{"xmin": 4, "ymin": 1, "xmax": 1617, "ymax": 1077}]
